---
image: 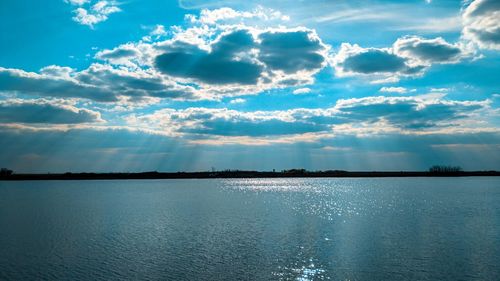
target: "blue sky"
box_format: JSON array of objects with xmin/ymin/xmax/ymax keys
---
[{"xmin": 0, "ymin": 0, "xmax": 499, "ymax": 172}]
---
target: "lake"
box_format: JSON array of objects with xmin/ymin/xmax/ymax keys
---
[{"xmin": 0, "ymin": 178, "xmax": 499, "ymax": 280}]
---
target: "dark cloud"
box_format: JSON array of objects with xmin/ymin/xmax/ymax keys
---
[
  {"xmin": 155, "ymin": 28, "xmax": 328, "ymax": 86},
  {"xmin": 211, "ymin": 29, "xmax": 256, "ymax": 55},
  {"xmin": 336, "ymin": 97, "xmax": 485, "ymax": 129},
  {"xmin": 0, "ymin": 100, "xmax": 102, "ymax": 124},
  {"xmin": 341, "ymin": 49, "xmax": 409, "ymax": 74},
  {"xmin": 0, "ymin": 68, "xmax": 117, "ymax": 102},
  {"xmin": 394, "ymin": 36, "xmax": 465, "ymax": 63},
  {"xmin": 258, "ymin": 30, "xmax": 326, "ymax": 73},
  {"xmin": 75, "ymin": 64, "xmax": 197, "ymax": 99},
  {"xmin": 0, "ymin": 65, "xmax": 197, "ymax": 102},
  {"xmin": 334, "ymin": 35, "xmax": 468, "ymax": 79},
  {"xmin": 155, "ymin": 30, "xmax": 263, "ymax": 85}
]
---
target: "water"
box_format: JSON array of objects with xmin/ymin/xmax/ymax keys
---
[{"xmin": 0, "ymin": 178, "xmax": 499, "ymax": 280}]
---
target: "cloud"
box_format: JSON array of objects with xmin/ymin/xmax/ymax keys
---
[
  {"xmin": 186, "ymin": 6, "xmax": 289, "ymax": 25},
  {"xmin": 394, "ymin": 16, "xmax": 462, "ymax": 33},
  {"xmin": 1, "ymin": 7, "xmax": 329, "ymax": 102},
  {"xmin": 127, "ymin": 107, "xmax": 330, "ymax": 137},
  {"xmin": 293, "ymin": 88, "xmax": 312, "ymax": 95},
  {"xmin": 229, "ymin": 98, "xmax": 246, "ymax": 104},
  {"xmin": 462, "ymin": 0, "xmax": 500, "ymax": 50},
  {"xmin": 127, "ymin": 96, "xmax": 492, "ymax": 139},
  {"xmin": 154, "ymin": 27, "xmax": 328, "ymax": 90},
  {"xmin": 333, "ymin": 43, "xmax": 424, "ymax": 81},
  {"xmin": 0, "ymin": 65, "xmax": 198, "ymax": 102},
  {"xmin": 379, "ymin": 87, "xmax": 413, "ymax": 94},
  {"xmin": 333, "ymin": 35, "xmax": 470, "ymax": 82},
  {"xmin": 74, "ymin": 64, "xmax": 198, "ymax": 100},
  {"xmin": 1, "ymin": 124, "xmax": 498, "ymax": 172},
  {"xmin": 258, "ymin": 30, "xmax": 326, "ymax": 73},
  {"xmin": 155, "ymin": 30, "xmax": 262, "ymax": 85},
  {"xmin": 78, "ymin": 8, "xmax": 328, "ymax": 98},
  {"xmin": 66, "ymin": 0, "xmax": 90, "ymax": 5},
  {"xmin": 0, "ymin": 99, "xmax": 103, "ymax": 124},
  {"xmin": 339, "ymin": 45, "xmax": 411, "ymax": 74},
  {"xmin": 0, "ymin": 67, "xmax": 117, "ymax": 102},
  {"xmin": 95, "ymin": 45, "xmax": 141, "ymax": 65},
  {"xmin": 66, "ymin": 0, "xmax": 121, "ymax": 28},
  {"xmin": 334, "ymin": 96, "xmax": 488, "ymax": 130},
  {"xmin": 393, "ymin": 36, "xmax": 469, "ymax": 64}
]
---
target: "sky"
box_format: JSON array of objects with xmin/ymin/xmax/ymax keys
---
[{"xmin": 0, "ymin": 0, "xmax": 499, "ymax": 172}]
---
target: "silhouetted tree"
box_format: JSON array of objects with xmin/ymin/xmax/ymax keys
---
[
  {"xmin": 429, "ymin": 165, "xmax": 462, "ymax": 173},
  {"xmin": 0, "ymin": 168, "xmax": 13, "ymax": 176}
]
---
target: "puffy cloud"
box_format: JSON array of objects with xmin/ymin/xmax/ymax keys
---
[
  {"xmin": 334, "ymin": 96, "xmax": 488, "ymax": 130},
  {"xmin": 40, "ymin": 65, "xmax": 75, "ymax": 79},
  {"xmin": 1, "ymin": 7, "xmax": 330, "ymax": 103},
  {"xmin": 74, "ymin": 64, "xmax": 198, "ymax": 100},
  {"xmin": 393, "ymin": 36, "xmax": 468, "ymax": 64},
  {"xmin": 155, "ymin": 30, "xmax": 262, "ymax": 85},
  {"xmin": 462, "ymin": 0, "xmax": 500, "ymax": 50},
  {"xmin": 0, "ymin": 65, "xmax": 198, "ymax": 102},
  {"xmin": 95, "ymin": 45, "xmax": 141, "ymax": 65},
  {"xmin": 127, "ymin": 96, "xmax": 491, "ymax": 138},
  {"xmin": 0, "ymin": 99, "xmax": 102, "ymax": 124},
  {"xmin": 333, "ymin": 43, "xmax": 423, "ymax": 79},
  {"xmin": 71, "ymin": 8, "xmax": 328, "ymax": 98},
  {"xmin": 258, "ymin": 30, "xmax": 327, "ymax": 73},
  {"xmin": 154, "ymin": 27, "xmax": 328, "ymax": 90},
  {"xmin": 67, "ymin": 0, "xmax": 121, "ymax": 28},
  {"xmin": 0, "ymin": 67, "xmax": 117, "ymax": 102},
  {"xmin": 333, "ymin": 36, "xmax": 470, "ymax": 82}
]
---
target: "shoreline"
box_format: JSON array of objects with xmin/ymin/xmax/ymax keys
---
[{"xmin": 1, "ymin": 171, "xmax": 499, "ymax": 181}]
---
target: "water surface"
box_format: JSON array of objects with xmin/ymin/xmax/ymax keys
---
[{"xmin": 0, "ymin": 178, "xmax": 499, "ymax": 280}]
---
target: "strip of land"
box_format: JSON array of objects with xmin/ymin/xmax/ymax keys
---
[{"xmin": 1, "ymin": 170, "xmax": 499, "ymax": 180}]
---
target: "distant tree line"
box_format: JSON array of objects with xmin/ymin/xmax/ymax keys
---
[
  {"xmin": 428, "ymin": 165, "xmax": 462, "ymax": 173},
  {"xmin": 0, "ymin": 168, "xmax": 13, "ymax": 176}
]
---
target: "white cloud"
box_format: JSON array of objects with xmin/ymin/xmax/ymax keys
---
[
  {"xmin": 67, "ymin": 0, "xmax": 121, "ymax": 28},
  {"xmin": 229, "ymin": 98, "xmax": 246, "ymax": 104},
  {"xmin": 461, "ymin": 0, "xmax": 500, "ymax": 50},
  {"xmin": 186, "ymin": 6, "xmax": 289, "ymax": 26},
  {"xmin": 462, "ymin": 0, "xmax": 500, "ymax": 50},
  {"xmin": 394, "ymin": 16, "xmax": 461, "ymax": 33},
  {"xmin": 66, "ymin": 0, "xmax": 90, "ymax": 5},
  {"xmin": 293, "ymin": 88, "xmax": 312, "ymax": 95},
  {"xmin": 150, "ymin": 25, "xmax": 167, "ymax": 36},
  {"xmin": 379, "ymin": 87, "xmax": 413, "ymax": 94}
]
